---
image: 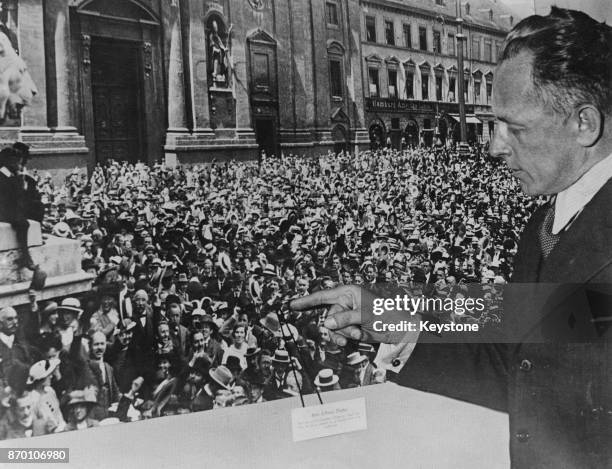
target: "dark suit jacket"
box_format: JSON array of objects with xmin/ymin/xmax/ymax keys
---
[{"xmin": 399, "ymin": 179, "xmax": 612, "ymax": 468}]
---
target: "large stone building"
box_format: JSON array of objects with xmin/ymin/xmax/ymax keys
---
[
  {"xmin": 4, "ymin": 0, "xmax": 515, "ymax": 178},
  {"xmin": 360, "ymin": 0, "xmax": 514, "ymax": 148},
  {"xmin": 5, "ymin": 0, "xmax": 369, "ymax": 178}
]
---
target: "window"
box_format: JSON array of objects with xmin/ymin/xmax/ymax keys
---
[
  {"xmin": 464, "ymin": 2, "xmax": 470, "ymax": 15},
  {"xmin": 403, "ymin": 24, "xmax": 412, "ymax": 48},
  {"xmin": 326, "ymin": 2, "xmax": 339, "ymax": 26},
  {"xmin": 435, "ymin": 0, "xmax": 444, "ymax": 5},
  {"xmin": 254, "ymin": 53, "xmax": 270, "ymax": 89},
  {"xmin": 388, "ymin": 68, "xmax": 397, "ymax": 98},
  {"xmin": 447, "ymin": 33, "xmax": 455, "ymax": 56},
  {"xmin": 474, "ymin": 80, "xmax": 481, "ymax": 103},
  {"xmin": 421, "ymin": 73, "xmax": 429, "ymax": 100},
  {"xmin": 433, "ymin": 30, "xmax": 441, "ymax": 54},
  {"xmin": 385, "ymin": 20, "xmax": 395, "ymax": 45},
  {"xmin": 486, "ymin": 82, "xmax": 492, "ymax": 104},
  {"xmin": 463, "ymin": 38, "xmax": 468, "ymax": 58},
  {"xmin": 424, "ymin": 118, "xmax": 432, "ymax": 130},
  {"xmin": 419, "ymin": 26, "xmax": 427, "ymax": 51},
  {"xmin": 464, "ymin": 78, "xmax": 469, "ymax": 101},
  {"xmin": 448, "ymin": 76, "xmax": 456, "ymax": 101},
  {"xmin": 435, "ymin": 75, "xmax": 442, "ymax": 101},
  {"xmin": 406, "ymin": 71, "xmax": 414, "ymax": 99},
  {"xmin": 484, "ymin": 42, "xmax": 492, "ymax": 62},
  {"xmin": 495, "ymin": 41, "xmax": 502, "ymax": 61},
  {"xmin": 368, "ymin": 67, "xmax": 379, "ymax": 97},
  {"xmin": 366, "ymin": 16, "xmax": 376, "ymax": 42},
  {"xmin": 472, "ymin": 36, "xmax": 480, "ymax": 61},
  {"xmin": 391, "ymin": 118, "xmax": 400, "ymax": 129},
  {"xmin": 330, "ymin": 59, "xmax": 343, "ymax": 98}
]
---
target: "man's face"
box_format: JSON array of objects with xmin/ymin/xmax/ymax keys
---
[
  {"xmin": 192, "ymin": 332, "xmax": 205, "ymax": 351},
  {"xmin": 201, "ymin": 323, "xmax": 212, "ymax": 339},
  {"xmin": 260, "ymin": 355, "xmax": 273, "ymax": 376},
  {"xmin": 15, "ymin": 396, "xmax": 32, "ymax": 423},
  {"xmin": 158, "ymin": 324, "xmax": 170, "ymax": 342},
  {"xmin": 168, "ymin": 307, "xmax": 181, "ymax": 326},
  {"xmin": 118, "ymin": 329, "xmax": 132, "ymax": 346},
  {"xmin": 490, "ymin": 52, "xmax": 581, "ymax": 196},
  {"xmin": 91, "ymin": 334, "xmax": 106, "ymax": 359},
  {"xmin": 134, "ymin": 294, "xmax": 148, "ymax": 314},
  {"xmin": 101, "ymin": 296, "xmax": 113, "ymax": 313},
  {"xmin": 0, "ymin": 308, "xmax": 18, "ymax": 335},
  {"xmin": 188, "ymin": 370, "xmax": 204, "ymax": 385}
]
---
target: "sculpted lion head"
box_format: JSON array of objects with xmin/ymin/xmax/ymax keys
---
[{"xmin": 0, "ymin": 30, "xmax": 37, "ymax": 122}]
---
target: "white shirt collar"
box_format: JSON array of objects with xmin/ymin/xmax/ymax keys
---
[
  {"xmin": 0, "ymin": 331, "xmax": 14, "ymax": 348},
  {"xmin": 0, "ymin": 167, "xmax": 12, "ymax": 177},
  {"xmin": 553, "ymin": 152, "xmax": 612, "ymax": 234}
]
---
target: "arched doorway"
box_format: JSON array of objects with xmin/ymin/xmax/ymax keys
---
[
  {"xmin": 404, "ymin": 121, "xmax": 419, "ymax": 148},
  {"xmin": 369, "ymin": 122, "xmax": 385, "ymax": 150},
  {"xmin": 332, "ymin": 125, "xmax": 348, "ymax": 155},
  {"xmin": 74, "ymin": 0, "xmax": 163, "ymax": 166}
]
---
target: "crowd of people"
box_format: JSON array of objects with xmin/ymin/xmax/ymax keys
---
[{"xmin": 0, "ymin": 144, "xmax": 541, "ymax": 439}]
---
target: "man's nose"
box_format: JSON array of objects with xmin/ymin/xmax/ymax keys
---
[{"xmin": 489, "ymin": 126, "xmax": 509, "ymax": 160}]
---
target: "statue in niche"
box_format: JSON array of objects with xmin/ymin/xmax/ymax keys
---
[{"xmin": 208, "ymin": 19, "xmax": 232, "ymax": 88}]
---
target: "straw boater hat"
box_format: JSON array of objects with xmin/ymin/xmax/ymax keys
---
[
  {"xmin": 57, "ymin": 297, "xmax": 83, "ymax": 317},
  {"xmin": 346, "ymin": 352, "xmax": 367, "ymax": 366},
  {"xmin": 314, "ymin": 369, "xmax": 339, "ymax": 387},
  {"xmin": 271, "ymin": 349, "xmax": 290, "ymax": 364}
]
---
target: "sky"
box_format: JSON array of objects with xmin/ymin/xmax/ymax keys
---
[{"xmin": 501, "ymin": 0, "xmax": 612, "ymax": 23}]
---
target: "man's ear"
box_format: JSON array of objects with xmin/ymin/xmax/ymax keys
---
[{"xmin": 575, "ymin": 105, "xmax": 603, "ymax": 147}]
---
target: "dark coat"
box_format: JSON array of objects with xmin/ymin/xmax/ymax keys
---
[{"xmin": 398, "ymin": 180, "xmax": 612, "ymax": 468}]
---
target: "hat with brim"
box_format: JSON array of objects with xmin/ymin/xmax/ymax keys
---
[
  {"xmin": 346, "ymin": 352, "xmax": 367, "ymax": 366},
  {"xmin": 271, "ymin": 349, "xmax": 290, "ymax": 364},
  {"xmin": 314, "ymin": 369, "xmax": 339, "ymax": 387},
  {"xmin": 260, "ymin": 313, "xmax": 281, "ymax": 334},
  {"xmin": 245, "ymin": 347, "xmax": 261, "ymax": 358},
  {"xmin": 57, "ymin": 298, "xmax": 83, "ymax": 317},
  {"xmin": 358, "ymin": 343, "xmax": 375, "ymax": 354},
  {"xmin": 65, "ymin": 389, "xmax": 99, "ymax": 408},
  {"xmin": 249, "ymin": 277, "xmax": 261, "ymax": 300},
  {"xmin": 209, "ymin": 366, "xmax": 234, "ymax": 390},
  {"xmin": 26, "ymin": 358, "xmax": 61, "ymax": 385},
  {"xmin": 114, "ymin": 318, "xmax": 137, "ymax": 335},
  {"xmin": 218, "ymin": 252, "xmax": 232, "ymax": 274}
]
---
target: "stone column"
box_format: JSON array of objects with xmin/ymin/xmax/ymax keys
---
[
  {"xmin": 43, "ymin": 0, "xmax": 76, "ymax": 132},
  {"xmin": 167, "ymin": 2, "xmax": 188, "ymax": 133},
  {"xmin": 183, "ymin": 0, "xmax": 213, "ymax": 132},
  {"xmin": 18, "ymin": 0, "xmax": 47, "ymax": 130},
  {"xmin": 232, "ymin": 5, "xmax": 254, "ymax": 141}
]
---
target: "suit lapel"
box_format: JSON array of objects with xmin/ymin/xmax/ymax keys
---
[{"xmin": 540, "ymin": 179, "xmax": 612, "ymax": 285}]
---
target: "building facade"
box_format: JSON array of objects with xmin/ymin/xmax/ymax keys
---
[
  {"xmin": 4, "ymin": 0, "xmax": 515, "ymax": 178},
  {"xmin": 360, "ymin": 0, "xmax": 513, "ymax": 148},
  {"xmin": 5, "ymin": 0, "xmax": 370, "ymax": 178}
]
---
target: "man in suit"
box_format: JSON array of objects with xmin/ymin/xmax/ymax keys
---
[
  {"xmin": 88, "ymin": 331, "xmax": 119, "ymax": 420},
  {"xmin": 0, "ymin": 146, "xmax": 35, "ymax": 269},
  {"xmin": 291, "ymin": 8, "xmax": 612, "ymax": 467}
]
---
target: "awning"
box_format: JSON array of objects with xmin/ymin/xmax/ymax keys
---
[{"xmin": 448, "ymin": 114, "xmax": 482, "ymax": 125}]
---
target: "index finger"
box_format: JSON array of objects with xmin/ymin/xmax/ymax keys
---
[{"xmin": 289, "ymin": 286, "xmax": 351, "ymax": 311}]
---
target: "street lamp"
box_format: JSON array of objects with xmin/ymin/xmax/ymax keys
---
[
  {"xmin": 456, "ymin": 0, "xmax": 468, "ymax": 143},
  {"xmin": 434, "ymin": 15, "xmax": 445, "ymax": 147}
]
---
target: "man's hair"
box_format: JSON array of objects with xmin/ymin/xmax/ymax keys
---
[{"xmin": 499, "ymin": 7, "xmax": 612, "ymax": 117}]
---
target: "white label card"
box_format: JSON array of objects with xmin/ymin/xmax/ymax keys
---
[{"xmin": 291, "ymin": 397, "xmax": 367, "ymax": 442}]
